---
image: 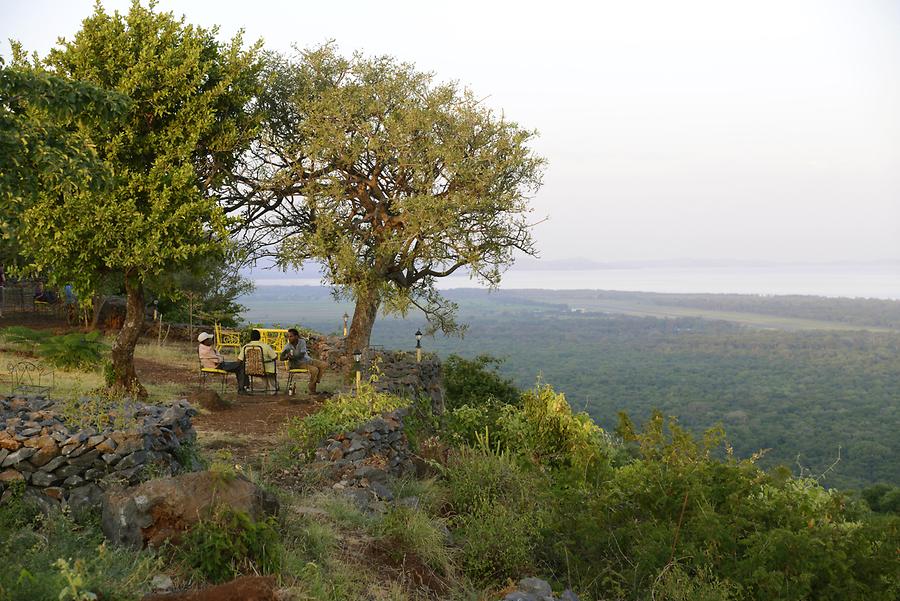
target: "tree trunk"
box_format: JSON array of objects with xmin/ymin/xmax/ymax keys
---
[
  {"xmin": 110, "ymin": 274, "xmax": 147, "ymax": 398},
  {"xmin": 345, "ymin": 288, "xmax": 380, "ymax": 367},
  {"xmin": 91, "ymin": 295, "xmax": 104, "ymax": 329}
]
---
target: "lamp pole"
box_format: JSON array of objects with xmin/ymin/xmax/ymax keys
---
[
  {"xmin": 415, "ymin": 329, "xmax": 423, "ymax": 363},
  {"xmin": 353, "ymin": 349, "xmax": 362, "ymax": 396},
  {"xmin": 343, "ymin": 312, "xmax": 349, "ymax": 337}
]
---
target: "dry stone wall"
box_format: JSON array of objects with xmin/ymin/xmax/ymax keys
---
[{"xmin": 0, "ymin": 395, "xmax": 197, "ymax": 512}]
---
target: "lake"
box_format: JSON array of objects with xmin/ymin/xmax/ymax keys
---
[{"xmin": 252, "ymin": 265, "xmax": 900, "ymax": 300}]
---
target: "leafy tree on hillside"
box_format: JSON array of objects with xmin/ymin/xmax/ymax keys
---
[
  {"xmin": 0, "ymin": 53, "xmax": 127, "ymax": 269},
  {"xmin": 222, "ymin": 46, "xmax": 545, "ymax": 356},
  {"xmin": 15, "ymin": 1, "xmax": 262, "ymax": 395}
]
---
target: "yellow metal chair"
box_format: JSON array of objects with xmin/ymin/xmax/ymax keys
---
[
  {"xmin": 214, "ymin": 323, "xmax": 241, "ymax": 354},
  {"xmin": 199, "ymin": 358, "xmax": 228, "ymax": 394},
  {"xmin": 285, "ymin": 360, "xmax": 310, "ymax": 393}
]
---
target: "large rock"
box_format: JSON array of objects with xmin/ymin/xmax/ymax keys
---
[{"xmin": 101, "ymin": 471, "xmax": 279, "ymax": 548}]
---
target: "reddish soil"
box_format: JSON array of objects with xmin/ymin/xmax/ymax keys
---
[
  {"xmin": 142, "ymin": 576, "xmax": 277, "ymax": 601},
  {"xmin": 192, "ymin": 394, "xmax": 321, "ymax": 437}
]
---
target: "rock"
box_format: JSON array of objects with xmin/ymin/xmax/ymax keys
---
[
  {"xmin": 0, "ymin": 449, "xmax": 7, "ymax": 465},
  {"xmin": 116, "ymin": 450, "xmax": 148, "ymax": 471},
  {"xmin": 559, "ymin": 590, "xmax": 580, "ymax": 601},
  {"xmin": 101, "ymin": 471, "xmax": 279, "ymax": 548},
  {"xmin": 43, "ymin": 487, "xmax": 64, "ymax": 500},
  {"xmin": 96, "ymin": 437, "xmax": 117, "ymax": 454},
  {"xmin": 26, "ymin": 435, "xmax": 61, "ymax": 467},
  {"xmin": 31, "ymin": 470, "xmax": 61, "ymax": 487},
  {"xmin": 140, "ymin": 575, "xmax": 277, "ymax": 601},
  {"xmin": 1, "ymin": 446, "xmax": 37, "ymax": 467},
  {"xmin": 67, "ymin": 483, "xmax": 103, "ymax": 515},
  {"xmin": 40, "ymin": 455, "xmax": 68, "ymax": 472},
  {"xmin": 150, "ymin": 574, "xmax": 174, "ymax": 593},
  {"xmin": 0, "ymin": 469, "xmax": 25, "ymax": 483},
  {"xmin": 518, "ymin": 578, "xmax": 554, "ymax": 598},
  {"xmin": 369, "ymin": 481, "xmax": 394, "ymax": 501}
]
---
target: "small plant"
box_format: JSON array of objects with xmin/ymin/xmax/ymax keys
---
[
  {"xmin": 54, "ymin": 558, "xmax": 97, "ymax": 601},
  {"xmin": 180, "ymin": 506, "xmax": 282, "ymax": 583},
  {"xmin": 0, "ymin": 326, "xmax": 50, "ymax": 353},
  {"xmin": 37, "ymin": 331, "xmax": 108, "ymax": 370},
  {"xmin": 55, "ymin": 388, "xmax": 135, "ymax": 432}
]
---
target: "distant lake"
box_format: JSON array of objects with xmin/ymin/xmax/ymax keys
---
[{"xmin": 253, "ymin": 265, "xmax": 900, "ymax": 300}]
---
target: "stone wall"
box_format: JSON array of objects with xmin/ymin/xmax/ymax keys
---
[
  {"xmin": 0, "ymin": 395, "xmax": 197, "ymax": 512},
  {"xmin": 310, "ymin": 335, "xmax": 445, "ymax": 409}
]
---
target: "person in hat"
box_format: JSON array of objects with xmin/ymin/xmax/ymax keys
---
[{"xmin": 198, "ymin": 331, "xmax": 248, "ymax": 393}]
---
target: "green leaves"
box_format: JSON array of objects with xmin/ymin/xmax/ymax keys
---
[{"xmin": 233, "ymin": 45, "xmax": 545, "ymax": 338}]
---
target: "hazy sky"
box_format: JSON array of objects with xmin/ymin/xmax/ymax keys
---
[{"xmin": 3, "ymin": 0, "xmax": 899, "ymax": 263}]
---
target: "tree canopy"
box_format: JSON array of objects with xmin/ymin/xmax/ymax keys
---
[
  {"xmin": 224, "ymin": 46, "xmax": 545, "ymax": 352},
  {"xmin": 14, "ymin": 1, "xmax": 262, "ymax": 394}
]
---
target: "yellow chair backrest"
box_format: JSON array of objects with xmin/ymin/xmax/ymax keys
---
[{"xmin": 215, "ymin": 323, "xmax": 241, "ymax": 353}]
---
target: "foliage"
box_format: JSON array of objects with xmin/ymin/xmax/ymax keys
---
[
  {"xmin": 860, "ymin": 483, "xmax": 900, "ymax": 514},
  {"xmin": 0, "ymin": 54, "xmax": 127, "ymax": 269},
  {"xmin": 36, "ymin": 331, "xmax": 107, "ymax": 370},
  {"xmin": 443, "ymin": 448, "xmax": 549, "ymax": 583},
  {"xmin": 443, "ymin": 353, "xmax": 520, "ymax": 411},
  {"xmin": 375, "ymin": 505, "xmax": 453, "ymax": 576},
  {"xmin": 226, "ymin": 44, "xmax": 544, "ymax": 350},
  {"xmin": 283, "ymin": 387, "xmax": 406, "ymax": 456},
  {"xmin": 16, "ymin": 1, "xmax": 263, "ymax": 393},
  {"xmin": 0, "ymin": 497, "xmax": 158, "ymax": 601},
  {"xmin": 55, "ymin": 388, "xmax": 136, "ymax": 432},
  {"xmin": 0, "ymin": 326, "xmax": 107, "ymax": 370},
  {"xmin": 553, "ymin": 412, "xmax": 900, "ymax": 601},
  {"xmin": 180, "ymin": 506, "xmax": 282, "ymax": 584},
  {"xmin": 148, "ymin": 244, "xmax": 254, "ymax": 327}
]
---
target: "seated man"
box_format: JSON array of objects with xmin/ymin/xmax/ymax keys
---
[
  {"xmin": 280, "ymin": 328, "xmax": 327, "ymax": 394},
  {"xmin": 239, "ymin": 329, "xmax": 278, "ymax": 394},
  {"xmin": 198, "ymin": 332, "xmax": 248, "ymax": 393}
]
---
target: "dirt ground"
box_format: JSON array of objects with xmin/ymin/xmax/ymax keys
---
[{"xmin": 1, "ymin": 310, "xmax": 333, "ymax": 458}]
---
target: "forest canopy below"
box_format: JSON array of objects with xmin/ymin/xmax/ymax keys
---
[{"xmin": 243, "ymin": 286, "xmax": 900, "ymax": 490}]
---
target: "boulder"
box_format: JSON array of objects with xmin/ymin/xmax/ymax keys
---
[{"xmin": 101, "ymin": 471, "xmax": 279, "ymax": 548}]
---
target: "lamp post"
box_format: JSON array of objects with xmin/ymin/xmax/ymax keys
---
[
  {"xmin": 343, "ymin": 312, "xmax": 349, "ymax": 337},
  {"xmin": 415, "ymin": 329, "xmax": 423, "ymax": 363},
  {"xmin": 353, "ymin": 349, "xmax": 362, "ymax": 395}
]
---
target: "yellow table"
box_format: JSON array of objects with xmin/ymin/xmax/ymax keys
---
[{"xmin": 255, "ymin": 328, "xmax": 289, "ymax": 354}]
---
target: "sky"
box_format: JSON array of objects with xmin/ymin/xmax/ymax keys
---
[{"xmin": 2, "ymin": 0, "xmax": 899, "ymax": 265}]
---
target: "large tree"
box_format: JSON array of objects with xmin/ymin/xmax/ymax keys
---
[
  {"xmin": 17, "ymin": 1, "xmax": 262, "ymax": 395},
  {"xmin": 0, "ymin": 53, "xmax": 127, "ymax": 270},
  {"xmin": 223, "ymin": 46, "xmax": 545, "ymax": 354}
]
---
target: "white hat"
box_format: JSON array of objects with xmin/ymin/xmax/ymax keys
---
[{"xmin": 197, "ymin": 332, "xmax": 214, "ymax": 342}]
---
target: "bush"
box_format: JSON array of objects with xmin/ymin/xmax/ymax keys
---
[
  {"xmin": 283, "ymin": 388, "xmax": 406, "ymax": 457},
  {"xmin": 443, "ymin": 448, "xmax": 549, "ymax": 583},
  {"xmin": 180, "ymin": 507, "xmax": 282, "ymax": 583},
  {"xmin": 443, "ymin": 354, "xmax": 520, "ymax": 411},
  {"xmin": 453, "ymin": 497, "xmax": 539, "ymax": 583},
  {"xmin": 0, "ymin": 326, "xmax": 107, "ymax": 370}
]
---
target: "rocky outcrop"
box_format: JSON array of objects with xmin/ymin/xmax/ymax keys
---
[
  {"xmin": 101, "ymin": 470, "xmax": 279, "ymax": 548},
  {"xmin": 0, "ymin": 395, "xmax": 197, "ymax": 510}
]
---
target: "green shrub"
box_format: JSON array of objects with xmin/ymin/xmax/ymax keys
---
[
  {"xmin": 443, "ymin": 354, "xmax": 521, "ymax": 411},
  {"xmin": 443, "ymin": 448, "xmax": 548, "ymax": 584},
  {"xmin": 36, "ymin": 331, "xmax": 108, "ymax": 370},
  {"xmin": 180, "ymin": 507, "xmax": 282, "ymax": 583},
  {"xmin": 375, "ymin": 505, "xmax": 453, "ymax": 576},
  {"xmin": 283, "ymin": 388, "xmax": 406, "ymax": 457},
  {"xmin": 0, "ymin": 325, "xmax": 50, "ymax": 351},
  {"xmin": 496, "ymin": 382, "xmax": 614, "ymax": 478}
]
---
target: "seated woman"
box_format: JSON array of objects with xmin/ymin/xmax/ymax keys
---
[
  {"xmin": 280, "ymin": 328, "xmax": 327, "ymax": 394},
  {"xmin": 198, "ymin": 332, "xmax": 248, "ymax": 393}
]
